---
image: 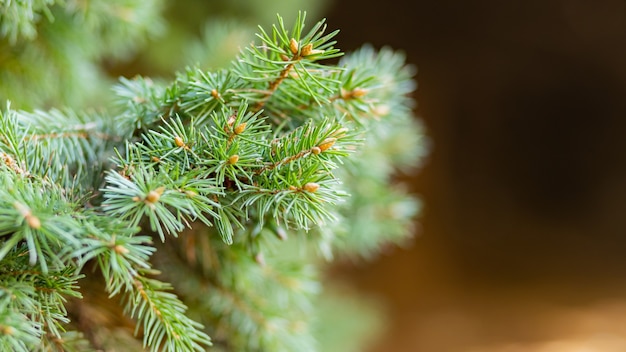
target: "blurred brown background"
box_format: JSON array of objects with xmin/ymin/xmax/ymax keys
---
[{"xmin": 325, "ymin": 1, "xmax": 626, "ymax": 351}]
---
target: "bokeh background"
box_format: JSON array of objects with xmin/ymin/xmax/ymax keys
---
[{"xmin": 326, "ymin": 0, "xmax": 626, "ymax": 351}]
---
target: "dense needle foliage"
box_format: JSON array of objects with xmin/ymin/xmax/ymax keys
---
[{"xmin": 0, "ymin": 3, "xmax": 426, "ymax": 351}]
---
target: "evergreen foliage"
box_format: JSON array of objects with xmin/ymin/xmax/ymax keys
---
[
  {"xmin": 0, "ymin": 0, "xmax": 164, "ymax": 109},
  {"xmin": 0, "ymin": 3, "xmax": 427, "ymax": 351}
]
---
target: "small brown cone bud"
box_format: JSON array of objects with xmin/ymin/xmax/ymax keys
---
[
  {"xmin": 145, "ymin": 187, "xmax": 165, "ymax": 204},
  {"xmin": 174, "ymin": 136, "xmax": 185, "ymax": 148},
  {"xmin": 234, "ymin": 123, "xmax": 247, "ymax": 134},
  {"xmin": 14, "ymin": 202, "xmax": 40, "ymax": 229},
  {"xmin": 211, "ymin": 89, "xmax": 220, "ymax": 99},
  {"xmin": 318, "ymin": 138, "xmax": 336, "ymax": 152},
  {"xmin": 303, "ymin": 182, "xmax": 320, "ymax": 193},
  {"xmin": 311, "ymin": 146, "xmax": 321, "ymax": 155},
  {"xmin": 1, "ymin": 325, "xmax": 15, "ymax": 336},
  {"xmin": 300, "ymin": 43, "xmax": 313, "ymax": 56},
  {"xmin": 228, "ymin": 155, "xmax": 239, "ymax": 165},
  {"xmin": 280, "ymin": 54, "xmax": 290, "ymax": 61},
  {"xmin": 352, "ymin": 88, "xmax": 367, "ymax": 98},
  {"xmin": 289, "ymin": 38, "xmax": 299, "ymax": 55},
  {"xmin": 114, "ymin": 245, "xmax": 129, "ymax": 255},
  {"xmin": 27, "ymin": 215, "xmax": 41, "ymax": 230}
]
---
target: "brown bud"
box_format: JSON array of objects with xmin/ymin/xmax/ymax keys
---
[
  {"xmin": 288, "ymin": 185, "xmax": 298, "ymax": 191},
  {"xmin": 211, "ymin": 89, "xmax": 220, "ymax": 99},
  {"xmin": 228, "ymin": 155, "xmax": 239, "ymax": 165},
  {"xmin": 318, "ymin": 138, "xmax": 336, "ymax": 152},
  {"xmin": 234, "ymin": 122, "xmax": 247, "ymax": 134},
  {"xmin": 27, "ymin": 215, "xmax": 41, "ymax": 230},
  {"xmin": 145, "ymin": 186, "xmax": 165, "ymax": 204},
  {"xmin": 151, "ymin": 156, "xmax": 161, "ymax": 162},
  {"xmin": 1, "ymin": 325, "xmax": 15, "ymax": 336},
  {"xmin": 311, "ymin": 146, "xmax": 321, "ymax": 155},
  {"xmin": 280, "ymin": 54, "xmax": 290, "ymax": 61},
  {"xmin": 14, "ymin": 202, "xmax": 40, "ymax": 229},
  {"xmin": 352, "ymin": 88, "xmax": 367, "ymax": 98},
  {"xmin": 174, "ymin": 136, "xmax": 185, "ymax": 148},
  {"xmin": 341, "ymin": 88, "xmax": 367, "ymax": 99},
  {"xmin": 289, "ymin": 38, "xmax": 299, "ymax": 55},
  {"xmin": 114, "ymin": 245, "xmax": 129, "ymax": 255},
  {"xmin": 145, "ymin": 191, "xmax": 160, "ymax": 204},
  {"xmin": 303, "ymin": 182, "xmax": 320, "ymax": 193},
  {"xmin": 300, "ymin": 43, "xmax": 313, "ymax": 57}
]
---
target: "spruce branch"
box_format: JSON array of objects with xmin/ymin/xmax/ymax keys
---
[
  {"xmin": 154, "ymin": 234, "xmax": 319, "ymax": 352},
  {"xmin": 235, "ymin": 11, "xmax": 341, "ymax": 113},
  {"xmin": 0, "ymin": 170, "xmax": 81, "ymax": 272},
  {"xmin": 0, "ymin": 0, "xmax": 165, "ymax": 109},
  {"xmin": 0, "ymin": 0, "xmax": 57, "ymax": 43},
  {"xmin": 0, "ymin": 245, "xmax": 83, "ymax": 349},
  {"xmin": 73, "ymin": 215, "xmax": 212, "ymax": 350},
  {"xmin": 0, "ymin": 9, "xmax": 425, "ymax": 351},
  {"xmin": 0, "ymin": 268, "xmax": 44, "ymax": 352},
  {"xmin": 124, "ymin": 273, "xmax": 212, "ymax": 351}
]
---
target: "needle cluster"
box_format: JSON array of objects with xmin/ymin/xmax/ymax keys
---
[{"xmin": 0, "ymin": 10, "xmax": 426, "ymax": 352}]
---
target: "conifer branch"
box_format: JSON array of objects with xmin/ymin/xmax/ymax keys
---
[
  {"xmin": 124, "ymin": 274, "xmax": 212, "ymax": 351},
  {"xmin": 153, "ymin": 235, "xmax": 318, "ymax": 352},
  {"xmin": 0, "ymin": 8, "xmax": 424, "ymax": 351}
]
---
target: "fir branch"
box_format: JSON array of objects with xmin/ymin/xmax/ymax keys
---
[
  {"xmin": 0, "ymin": 282, "xmax": 42, "ymax": 352},
  {"xmin": 125, "ymin": 274, "xmax": 212, "ymax": 352},
  {"xmin": 113, "ymin": 76, "xmax": 176, "ymax": 133},
  {"xmin": 38, "ymin": 330, "xmax": 95, "ymax": 352},
  {"xmin": 1, "ymin": 0, "xmax": 164, "ymax": 109},
  {"xmin": 0, "ymin": 246, "xmax": 83, "ymax": 347},
  {"xmin": 0, "ymin": 171, "xmax": 83, "ymax": 272},
  {"xmin": 257, "ymin": 118, "xmax": 351, "ymax": 174},
  {"xmin": 0, "ymin": 10, "xmax": 424, "ymax": 351},
  {"xmin": 234, "ymin": 12, "xmax": 342, "ymax": 112},
  {"xmin": 179, "ymin": 69, "xmax": 245, "ymax": 124},
  {"xmin": 153, "ymin": 236, "xmax": 318, "ymax": 352},
  {"xmin": 72, "ymin": 216, "xmax": 212, "ymax": 351},
  {"xmin": 0, "ymin": 104, "xmax": 124, "ymax": 190},
  {"xmin": 0, "ymin": 0, "xmax": 57, "ymax": 43},
  {"xmin": 332, "ymin": 45, "xmax": 418, "ymax": 124}
]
